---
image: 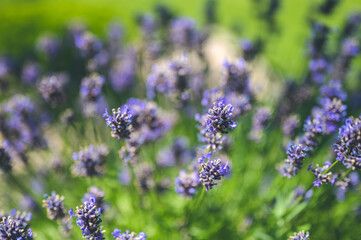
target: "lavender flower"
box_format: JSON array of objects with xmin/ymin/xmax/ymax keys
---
[
  {"xmin": 0, "ymin": 147, "xmax": 11, "ymax": 172},
  {"xmin": 196, "ymin": 113, "xmax": 227, "ymax": 151},
  {"xmin": 341, "ymin": 38, "xmax": 359, "ymax": 57},
  {"xmin": 335, "ymin": 172, "xmax": 360, "ymax": 201},
  {"xmin": 249, "ymin": 107, "xmax": 271, "ymax": 142},
  {"xmin": 288, "ymin": 230, "xmax": 310, "ymax": 240},
  {"xmin": 38, "ymin": 73, "xmax": 68, "ymax": 106},
  {"xmin": 321, "ymin": 97, "xmax": 347, "ymax": 134},
  {"xmin": 282, "ymin": 115, "xmax": 300, "ymax": 138},
  {"xmin": 139, "ymin": 14, "xmax": 157, "ymax": 39},
  {"xmin": 334, "ymin": 116, "xmax": 361, "ymax": 170},
  {"xmin": 320, "ymin": 80, "xmax": 347, "ymax": 101},
  {"xmin": 126, "ymin": 98, "xmax": 175, "ymax": 143},
  {"xmin": 146, "ymin": 65, "xmax": 175, "ymax": 99},
  {"xmin": 170, "ymin": 18, "xmax": 199, "ymax": 49},
  {"xmin": 118, "ymin": 139, "xmax": 141, "ymax": 164},
  {"xmin": 280, "ymin": 144, "xmax": 308, "ymax": 178},
  {"xmin": 42, "ymin": 191, "xmax": 67, "ymax": 220},
  {"xmin": 297, "ymin": 116, "xmax": 324, "ymax": 151},
  {"xmin": 87, "ymin": 49, "xmax": 110, "ymax": 71},
  {"xmin": 201, "ymin": 88, "xmax": 224, "ymax": 108},
  {"xmin": 112, "ymin": 229, "xmax": 147, "ymax": 240},
  {"xmin": 222, "ymin": 58, "xmax": 251, "ymax": 95},
  {"xmin": 175, "ymin": 170, "xmax": 199, "ymax": 197},
  {"xmin": 0, "ymin": 95, "xmax": 45, "ymax": 159},
  {"xmin": 135, "ymin": 163, "xmax": 154, "ymax": 194},
  {"xmin": 72, "ymin": 144, "xmax": 108, "ymax": 177},
  {"xmin": 21, "ymin": 62, "xmax": 40, "ymax": 85},
  {"xmin": 103, "ymin": 105, "xmax": 133, "ymax": 141},
  {"xmin": 309, "ymin": 58, "xmax": 330, "ymax": 84},
  {"xmin": 81, "ymin": 73, "xmax": 105, "ymax": 102},
  {"xmin": 80, "ymin": 73, "xmax": 106, "ymax": 117},
  {"xmin": 82, "ymin": 186, "xmax": 105, "ymax": 211},
  {"xmin": 69, "ymin": 198, "xmax": 105, "ymax": 240},
  {"xmin": 308, "ymin": 161, "xmax": 337, "ymax": 187},
  {"xmin": 198, "ymin": 152, "xmax": 230, "ymax": 191},
  {"xmin": 0, "ymin": 210, "xmax": 33, "ymax": 240},
  {"xmin": 74, "ymin": 31, "xmax": 102, "ymax": 58},
  {"xmin": 206, "ymin": 100, "xmax": 237, "ymax": 134}
]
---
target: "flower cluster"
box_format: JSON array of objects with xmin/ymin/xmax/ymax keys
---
[
  {"xmin": 222, "ymin": 58, "xmax": 251, "ymax": 95},
  {"xmin": 126, "ymin": 98, "xmax": 175, "ymax": 144},
  {"xmin": 42, "ymin": 191, "xmax": 67, "ymax": 220},
  {"xmin": 0, "ymin": 210, "xmax": 33, "ymax": 240},
  {"xmin": 69, "ymin": 198, "xmax": 105, "ymax": 240},
  {"xmin": 135, "ymin": 163, "xmax": 155, "ymax": 194},
  {"xmin": 308, "ymin": 161, "xmax": 337, "ymax": 187},
  {"xmin": 80, "ymin": 73, "xmax": 105, "ymax": 117},
  {"xmin": 112, "ymin": 229, "xmax": 147, "ymax": 240},
  {"xmin": 334, "ymin": 116, "xmax": 361, "ymax": 170},
  {"xmin": 38, "ymin": 73, "xmax": 68, "ymax": 106},
  {"xmin": 0, "ymin": 94, "xmax": 45, "ymax": 161},
  {"xmin": 72, "ymin": 144, "xmax": 108, "ymax": 177},
  {"xmin": 103, "ymin": 105, "xmax": 133, "ymax": 141},
  {"xmin": 170, "ymin": 18, "xmax": 200, "ymax": 50},
  {"xmin": 175, "ymin": 170, "xmax": 199, "ymax": 197},
  {"xmin": 288, "ymin": 230, "xmax": 310, "ymax": 240},
  {"xmin": 198, "ymin": 152, "xmax": 230, "ymax": 191},
  {"xmin": 206, "ymin": 100, "xmax": 237, "ymax": 134},
  {"xmin": 280, "ymin": 144, "xmax": 308, "ymax": 178}
]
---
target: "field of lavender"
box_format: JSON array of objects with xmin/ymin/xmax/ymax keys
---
[{"xmin": 1, "ymin": 0, "xmax": 361, "ymax": 239}]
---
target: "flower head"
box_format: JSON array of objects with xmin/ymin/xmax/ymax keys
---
[
  {"xmin": 42, "ymin": 191, "xmax": 67, "ymax": 220},
  {"xmin": 38, "ymin": 73, "xmax": 68, "ymax": 106},
  {"xmin": 69, "ymin": 198, "xmax": 104, "ymax": 240},
  {"xmin": 334, "ymin": 116, "xmax": 361, "ymax": 170},
  {"xmin": 308, "ymin": 161, "xmax": 337, "ymax": 187},
  {"xmin": 72, "ymin": 145, "xmax": 108, "ymax": 177},
  {"xmin": 82, "ymin": 186, "xmax": 106, "ymax": 211},
  {"xmin": 206, "ymin": 100, "xmax": 237, "ymax": 134},
  {"xmin": 198, "ymin": 153, "xmax": 230, "ymax": 191},
  {"xmin": 175, "ymin": 170, "xmax": 199, "ymax": 197},
  {"xmin": 0, "ymin": 210, "xmax": 33, "ymax": 240},
  {"xmin": 103, "ymin": 105, "xmax": 133, "ymax": 141}
]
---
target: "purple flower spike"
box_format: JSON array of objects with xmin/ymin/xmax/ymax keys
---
[
  {"xmin": 103, "ymin": 105, "xmax": 133, "ymax": 141},
  {"xmin": 206, "ymin": 100, "xmax": 237, "ymax": 134},
  {"xmin": 69, "ymin": 199, "xmax": 104, "ymax": 239},
  {"xmin": 198, "ymin": 153, "xmax": 230, "ymax": 191}
]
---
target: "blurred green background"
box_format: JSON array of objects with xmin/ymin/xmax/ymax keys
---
[
  {"xmin": 1, "ymin": 0, "xmax": 360, "ymax": 78},
  {"xmin": 1, "ymin": 0, "xmax": 361, "ymax": 239}
]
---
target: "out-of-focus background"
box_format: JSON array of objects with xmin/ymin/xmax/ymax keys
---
[{"xmin": 1, "ymin": 0, "xmax": 360, "ymax": 77}]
